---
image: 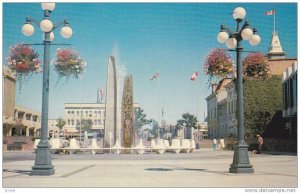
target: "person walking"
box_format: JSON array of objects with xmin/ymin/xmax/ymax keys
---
[
  {"xmin": 256, "ymin": 134, "xmax": 263, "ymax": 154},
  {"xmin": 213, "ymin": 138, "xmax": 217, "ymax": 151},
  {"xmin": 219, "ymin": 137, "xmax": 225, "ymax": 151}
]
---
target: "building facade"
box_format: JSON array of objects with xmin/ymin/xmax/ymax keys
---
[
  {"xmin": 48, "ymin": 119, "xmax": 61, "ymax": 137},
  {"xmin": 64, "ymin": 103, "xmax": 140, "ymax": 137},
  {"xmin": 282, "ymin": 61, "xmax": 297, "ymax": 135},
  {"xmin": 3, "ymin": 66, "xmax": 41, "ymax": 138},
  {"xmin": 206, "ymin": 79, "xmax": 231, "ymax": 138}
]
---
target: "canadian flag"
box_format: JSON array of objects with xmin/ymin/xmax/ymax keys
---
[
  {"xmin": 265, "ymin": 10, "xmax": 275, "ymax": 15},
  {"xmin": 190, "ymin": 71, "xmax": 199, "ymax": 81}
]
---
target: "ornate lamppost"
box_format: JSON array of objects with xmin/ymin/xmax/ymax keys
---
[
  {"xmin": 21, "ymin": 3, "xmax": 73, "ymax": 175},
  {"xmin": 217, "ymin": 7, "xmax": 261, "ymax": 173}
]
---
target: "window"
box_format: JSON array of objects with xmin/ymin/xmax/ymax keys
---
[
  {"xmin": 18, "ymin": 112, "xmax": 24, "ymax": 119},
  {"xmin": 77, "ymin": 111, "xmax": 79, "ymax": 116},
  {"xmin": 98, "ymin": 120, "xmax": 101, "ymax": 125},
  {"xmin": 94, "ymin": 120, "xmax": 97, "ymax": 125},
  {"xmin": 289, "ymin": 78, "xmax": 293, "ymax": 108},
  {"xmin": 284, "ymin": 82, "xmax": 288, "ymax": 110},
  {"xmin": 94, "ymin": 111, "xmax": 97, "ymax": 117},
  {"xmin": 85, "ymin": 111, "xmax": 88, "ymax": 117},
  {"xmin": 71, "ymin": 120, "xmax": 74, "ymax": 125},
  {"xmin": 68, "ymin": 120, "xmax": 70, "ymax": 125},
  {"xmin": 26, "ymin": 114, "xmax": 31, "ymax": 120},
  {"xmin": 293, "ymin": 75, "xmax": 297, "ymax": 107}
]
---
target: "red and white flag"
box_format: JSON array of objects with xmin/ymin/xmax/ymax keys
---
[
  {"xmin": 150, "ymin": 72, "xmax": 160, "ymax": 80},
  {"xmin": 190, "ymin": 71, "xmax": 198, "ymax": 81},
  {"xmin": 265, "ymin": 10, "xmax": 275, "ymax": 15}
]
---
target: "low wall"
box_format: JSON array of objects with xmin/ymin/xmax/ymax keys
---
[
  {"xmin": 263, "ymin": 138, "xmax": 297, "ymax": 153},
  {"xmin": 3, "ymin": 136, "xmax": 34, "ymax": 151},
  {"xmin": 220, "ymin": 137, "xmax": 297, "ymax": 153}
]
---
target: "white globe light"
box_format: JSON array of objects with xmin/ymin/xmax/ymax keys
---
[
  {"xmin": 241, "ymin": 28, "xmax": 253, "ymax": 40},
  {"xmin": 60, "ymin": 26, "xmax": 73, "ymax": 38},
  {"xmin": 43, "ymin": 32, "xmax": 55, "ymax": 41},
  {"xmin": 40, "ymin": 19, "xmax": 53, "ymax": 32},
  {"xmin": 226, "ymin": 38, "xmax": 237, "ymax": 49},
  {"xmin": 249, "ymin": 34, "xmax": 261, "ymax": 46},
  {"xmin": 41, "ymin": 3, "xmax": 55, "ymax": 11},
  {"xmin": 233, "ymin": 7, "xmax": 246, "ymax": 20},
  {"xmin": 217, "ymin": 32, "xmax": 229, "ymax": 43},
  {"xmin": 22, "ymin": 23, "xmax": 34, "ymax": 36}
]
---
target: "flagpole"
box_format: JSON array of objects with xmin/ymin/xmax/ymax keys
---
[{"xmin": 274, "ymin": 9, "xmax": 276, "ymax": 34}]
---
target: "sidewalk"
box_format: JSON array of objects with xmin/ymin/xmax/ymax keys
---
[{"xmin": 2, "ymin": 149, "xmax": 298, "ymax": 188}]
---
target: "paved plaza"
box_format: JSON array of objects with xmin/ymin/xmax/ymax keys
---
[{"xmin": 2, "ymin": 149, "xmax": 298, "ymax": 188}]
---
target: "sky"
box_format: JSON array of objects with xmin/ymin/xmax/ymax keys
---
[{"xmin": 2, "ymin": 2, "xmax": 298, "ymax": 125}]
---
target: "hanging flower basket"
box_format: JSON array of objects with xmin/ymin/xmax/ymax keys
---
[
  {"xmin": 7, "ymin": 44, "xmax": 42, "ymax": 74},
  {"xmin": 243, "ymin": 53, "xmax": 271, "ymax": 78},
  {"xmin": 203, "ymin": 48, "xmax": 234, "ymax": 78},
  {"xmin": 54, "ymin": 48, "xmax": 86, "ymax": 79}
]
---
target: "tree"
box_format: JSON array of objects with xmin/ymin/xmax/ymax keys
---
[
  {"xmin": 56, "ymin": 117, "xmax": 66, "ymax": 132},
  {"xmin": 175, "ymin": 113, "xmax": 198, "ymax": 138},
  {"xmin": 176, "ymin": 113, "xmax": 198, "ymax": 129},
  {"xmin": 80, "ymin": 119, "xmax": 93, "ymax": 132},
  {"xmin": 134, "ymin": 108, "xmax": 150, "ymax": 129},
  {"xmin": 148, "ymin": 119, "xmax": 159, "ymax": 138},
  {"xmin": 244, "ymin": 75, "xmax": 283, "ymax": 138}
]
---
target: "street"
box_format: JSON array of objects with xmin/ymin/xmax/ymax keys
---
[{"xmin": 3, "ymin": 149, "xmax": 297, "ymax": 188}]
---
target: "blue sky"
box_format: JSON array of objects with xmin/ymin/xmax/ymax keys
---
[{"xmin": 2, "ymin": 3, "xmax": 297, "ymax": 124}]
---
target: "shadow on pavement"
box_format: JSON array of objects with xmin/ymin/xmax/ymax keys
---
[
  {"xmin": 3, "ymin": 169, "xmax": 32, "ymax": 175},
  {"xmin": 145, "ymin": 167, "xmax": 207, "ymax": 172}
]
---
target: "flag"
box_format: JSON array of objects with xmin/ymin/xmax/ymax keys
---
[
  {"xmin": 190, "ymin": 71, "xmax": 199, "ymax": 81},
  {"xmin": 150, "ymin": 72, "xmax": 160, "ymax": 80},
  {"xmin": 265, "ymin": 10, "xmax": 275, "ymax": 15}
]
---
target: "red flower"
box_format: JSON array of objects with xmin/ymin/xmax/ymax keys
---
[
  {"xmin": 16, "ymin": 63, "xmax": 29, "ymax": 72},
  {"xmin": 21, "ymin": 47, "xmax": 32, "ymax": 55}
]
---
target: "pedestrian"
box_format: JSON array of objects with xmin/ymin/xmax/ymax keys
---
[
  {"xmin": 219, "ymin": 137, "xmax": 225, "ymax": 151},
  {"xmin": 213, "ymin": 138, "xmax": 217, "ymax": 151},
  {"xmin": 256, "ymin": 134, "xmax": 263, "ymax": 154}
]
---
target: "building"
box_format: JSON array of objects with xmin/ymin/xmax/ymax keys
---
[
  {"xmin": 267, "ymin": 32, "xmax": 285, "ymax": 60},
  {"xmin": 267, "ymin": 31, "xmax": 297, "ymax": 75},
  {"xmin": 205, "ymin": 31, "xmax": 297, "ymax": 140},
  {"xmin": 282, "ymin": 61, "xmax": 297, "ymax": 135},
  {"xmin": 3, "ymin": 66, "xmax": 41, "ymax": 138},
  {"xmin": 64, "ymin": 103, "xmax": 140, "ymax": 137},
  {"xmin": 224, "ymin": 81, "xmax": 237, "ymax": 137},
  {"xmin": 48, "ymin": 119, "xmax": 61, "ymax": 138},
  {"xmin": 205, "ymin": 78, "xmax": 231, "ymax": 138}
]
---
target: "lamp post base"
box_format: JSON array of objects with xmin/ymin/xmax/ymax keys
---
[
  {"xmin": 31, "ymin": 141, "xmax": 55, "ymax": 176},
  {"xmin": 229, "ymin": 141, "xmax": 254, "ymax": 173}
]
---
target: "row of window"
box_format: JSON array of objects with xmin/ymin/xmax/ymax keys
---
[
  {"xmin": 66, "ymin": 110, "xmax": 105, "ymax": 118},
  {"xmin": 15, "ymin": 111, "xmax": 40, "ymax": 122},
  {"xmin": 67, "ymin": 119, "xmax": 104, "ymax": 126}
]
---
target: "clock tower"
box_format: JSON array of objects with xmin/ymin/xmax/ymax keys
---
[{"xmin": 267, "ymin": 32, "xmax": 285, "ymax": 59}]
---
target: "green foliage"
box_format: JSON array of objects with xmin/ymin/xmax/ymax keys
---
[
  {"xmin": 149, "ymin": 119, "xmax": 159, "ymax": 137},
  {"xmin": 243, "ymin": 75, "xmax": 283, "ymax": 138},
  {"xmin": 134, "ymin": 108, "xmax": 150, "ymax": 130},
  {"xmin": 56, "ymin": 117, "xmax": 66, "ymax": 131},
  {"xmin": 176, "ymin": 113, "xmax": 198, "ymax": 130},
  {"xmin": 80, "ymin": 119, "xmax": 93, "ymax": 132}
]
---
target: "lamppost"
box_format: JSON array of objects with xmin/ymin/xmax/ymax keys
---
[
  {"xmin": 217, "ymin": 7, "xmax": 261, "ymax": 173},
  {"xmin": 21, "ymin": 3, "xmax": 72, "ymax": 175}
]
